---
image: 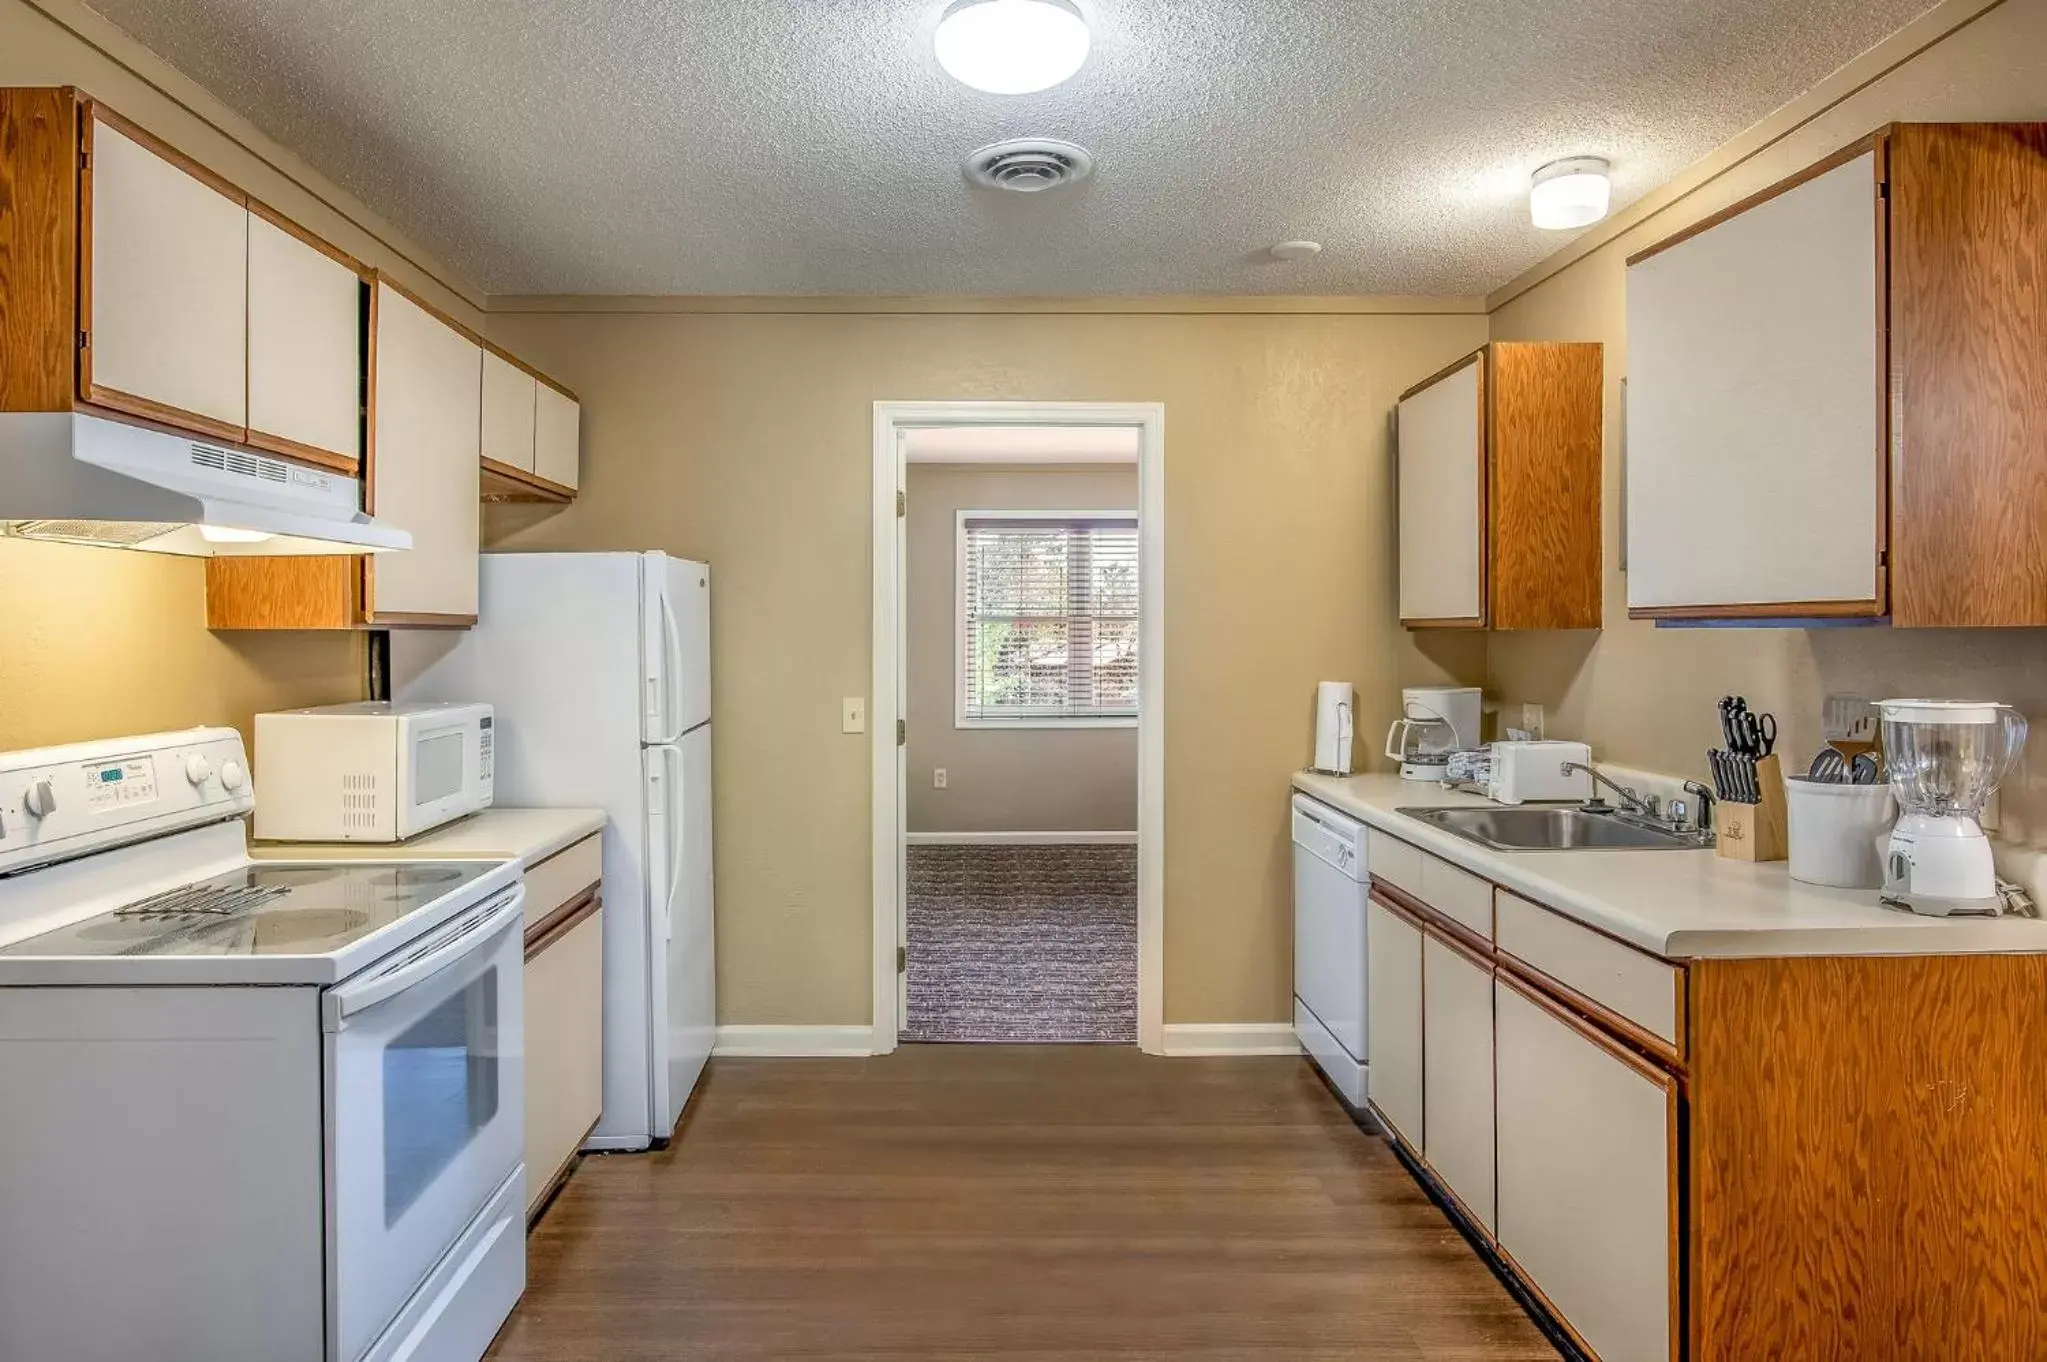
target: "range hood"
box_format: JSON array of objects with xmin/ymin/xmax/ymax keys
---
[{"xmin": 0, "ymin": 412, "xmax": 410, "ymax": 556}]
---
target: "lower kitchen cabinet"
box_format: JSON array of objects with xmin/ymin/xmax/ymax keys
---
[
  {"xmin": 1495, "ymin": 972, "xmax": 1677, "ymax": 1362},
  {"xmin": 525, "ymin": 901, "xmax": 603, "ymax": 1218},
  {"xmin": 1365, "ymin": 893, "xmax": 1424, "ymax": 1150},
  {"xmin": 1422, "ymin": 928, "xmax": 1496, "ymax": 1232}
]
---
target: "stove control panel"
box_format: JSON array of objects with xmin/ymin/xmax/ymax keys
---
[{"xmin": 0, "ymin": 729, "xmax": 252, "ymax": 877}]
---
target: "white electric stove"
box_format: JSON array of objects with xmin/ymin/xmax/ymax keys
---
[{"xmin": 0, "ymin": 728, "xmax": 528, "ymax": 1362}]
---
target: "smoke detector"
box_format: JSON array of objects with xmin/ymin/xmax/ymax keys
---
[{"xmin": 964, "ymin": 138, "xmax": 1095, "ymax": 193}]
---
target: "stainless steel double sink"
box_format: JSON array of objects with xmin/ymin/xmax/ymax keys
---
[{"xmin": 1396, "ymin": 804, "xmax": 1713, "ymax": 852}]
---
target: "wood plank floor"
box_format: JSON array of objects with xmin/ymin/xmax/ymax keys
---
[{"xmin": 489, "ymin": 1046, "xmax": 1558, "ymax": 1360}]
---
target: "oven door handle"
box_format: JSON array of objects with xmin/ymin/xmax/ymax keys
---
[{"xmin": 324, "ymin": 888, "xmax": 525, "ymax": 1030}]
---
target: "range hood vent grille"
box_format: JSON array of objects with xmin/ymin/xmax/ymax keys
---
[{"xmin": 189, "ymin": 443, "xmax": 291, "ymax": 485}]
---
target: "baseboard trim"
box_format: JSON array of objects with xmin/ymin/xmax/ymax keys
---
[
  {"xmin": 713, "ymin": 1025, "xmax": 877, "ymax": 1057},
  {"xmin": 1161, "ymin": 1023, "xmax": 1303, "ymax": 1057},
  {"xmin": 906, "ymin": 830, "xmax": 1139, "ymax": 845}
]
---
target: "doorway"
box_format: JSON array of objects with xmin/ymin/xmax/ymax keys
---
[{"xmin": 871, "ymin": 403, "xmax": 1164, "ymax": 1055}]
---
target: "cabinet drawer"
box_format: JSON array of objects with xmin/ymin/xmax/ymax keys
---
[
  {"xmin": 524, "ymin": 907, "xmax": 603, "ymax": 1214},
  {"xmin": 1420, "ymin": 854, "xmax": 1492, "ymax": 941},
  {"xmin": 1368, "ymin": 830, "xmax": 1492, "ymax": 941},
  {"xmin": 1496, "ymin": 890, "xmax": 1680, "ymax": 1051},
  {"xmin": 1366, "ymin": 828, "xmax": 1423, "ymax": 899},
  {"xmin": 523, "ymin": 833, "xmax": 602, "ymax": 934}
]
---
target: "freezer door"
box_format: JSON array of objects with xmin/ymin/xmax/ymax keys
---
[{"xmin": 643, "ymin": 554, "xmax": 712, "ymax": 744}]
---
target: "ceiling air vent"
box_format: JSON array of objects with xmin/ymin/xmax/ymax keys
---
[{"xmin": 964, "ymin": 138, "xmax": 1095, "ymax": 193}]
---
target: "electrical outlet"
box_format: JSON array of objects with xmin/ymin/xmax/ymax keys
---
[
  {"xmin": 1983, "ymin": 789, "xmax": 2002, "ymax": 833},
  {"xmin": 933, "ymin": 768, "xmax": 948, "ymax": 789},
  {"xmin": 1520, "ymin": 703, "xmax": 1546, "ymax": 741},
  {"xmin": 841, "ymin": 697, "xmax": 866, "ymax": 734}
]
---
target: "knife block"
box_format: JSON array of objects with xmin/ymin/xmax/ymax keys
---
[{"xmin": 1714, "ymin": 753, "xmax": 1788, "ymax": 862}]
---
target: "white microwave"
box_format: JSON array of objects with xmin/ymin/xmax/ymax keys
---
[{"xmin": 253, "ymin": 701, "xmax": 494, "ymax": 842}]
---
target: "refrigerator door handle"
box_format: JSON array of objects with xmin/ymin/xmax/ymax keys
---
[
  {"xmin": 652, "ymin": 586, "xmax": 687, "ymax": 745},
  {"xmin": 663, "ymin": 743, "xmax": 686, "ymax": 940}
]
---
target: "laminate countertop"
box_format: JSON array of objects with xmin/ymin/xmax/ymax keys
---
[
  {"xmin": 250, "ymin": 807, "xmax": 606, "ymax": 870},
  {"xmin": 1293, "ymin": 771, "xmax": 2047, "ymax": 961}
]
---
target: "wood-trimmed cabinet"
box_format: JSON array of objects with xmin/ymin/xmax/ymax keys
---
[
  {"xmin": 482, "ymin": 343, "xmax": 580, "ymax": 502},
  {"xmin": 1396, "ymin": 342, "xmax": 1603, "ymax": 630},
  {"xmin": 1625, "ymin": 122, "xmax": 2047, "ymax": 625},
  {"xmin": 1362, "ymin": 825, "xmax": 2047, "ymax": 1360},
  {"xmin": 0, "ymin": 87, "xmax": 365, "ymax": 471},
  {"xmin": 521, "ymin": 833, "xmax": 605, "ymax": 1220},
  {"xmin": 208, "ymin": 276, "xmax": 482, "ymax": 628}
]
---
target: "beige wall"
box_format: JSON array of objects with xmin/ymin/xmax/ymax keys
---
[
  {"xmin": 481, "ymin": 307, "xmax": 1489, "ymax": 1025},
  {"xmin": 904, "ymin": 462, "xmax": 1138, "ymax": 834},
  {"xmin": 0, "ymin": 538, "xmax": 364, "ymax": 753},
  {"xmin": 0, "ymin": 0, "xmax": 489, "ymax": 753},
  {"xmin": 1484, "ymin": 0, "xmax": 2047, "ymax": 846}
]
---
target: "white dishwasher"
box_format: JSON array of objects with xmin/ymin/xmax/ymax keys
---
[{"xmin": 1292, "ymin": 793, "xmax": 1369, "ymax": 1107}]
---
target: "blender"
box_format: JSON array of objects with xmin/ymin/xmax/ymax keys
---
[{"xmin": 1879, "ymin": 699, "xmax": 2028, "ymax": 916}]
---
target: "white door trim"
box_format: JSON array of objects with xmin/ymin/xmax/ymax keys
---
[{"xmin": 872, "ymin": 400, "xmax": 1166, "ymax": 1056}]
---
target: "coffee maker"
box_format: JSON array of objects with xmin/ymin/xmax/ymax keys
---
[
  {"xmin": 1385, "ymin": 686, "xmax": 1482, "ymax": 782},
  {"xmin": 1879, "ymin": 699, "xmax": 2027, "ymax": 916}
]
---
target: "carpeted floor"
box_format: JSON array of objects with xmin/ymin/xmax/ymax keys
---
[{"xmin": 903, "ymin": 843, "xmax": 1137, "ymax": 1044}]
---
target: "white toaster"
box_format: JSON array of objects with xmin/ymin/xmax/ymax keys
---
[{"xmin": 1487, "ymin": 740, "xmax": 1593, "ymax": 805}]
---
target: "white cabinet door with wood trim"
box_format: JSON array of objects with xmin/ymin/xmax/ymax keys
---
[
  {"xmin": 85, "ymin": 118, "xmax": 247, "ymax": 435},
  {"xmin": 534, "ymin": 383, "xmax": 580, "ymax": 490},
  {"xmin": 1366, "ymin": 896, "xmax": 1424, "ymax": 1149},
  {"xmin": 1422, "ymin": 931, "xmax": 1495, "ymax": 1232},
  {"xmin": 371, "ymin": 282, "xmax": 481, "ymax": 620},
  {"xmin": 1496, "ymin": 977, "xmax": 1676, "ymax": 1362},
  {"xmin": 481, "ymin": 349, "xmax": 538, "ymax": 473},
  {"xmin": 247, "ymin": 211, "xmax": 361, "ymax": 467},
  {"xmin": 525, "ymin": 908, "xmax": 603, "ymax": 1215},
  {"xmin": 1625, "ymin": 150, "xmax": 1882, "ymax": 614},
  {"xmin": 1396, "ymin": 356, "xmax": 1484, "ymax": 624}
]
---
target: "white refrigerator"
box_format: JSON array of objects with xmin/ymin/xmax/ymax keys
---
[{"xmin": 393, "ymin": 551, "xmax": 714, "ymax": 1150}]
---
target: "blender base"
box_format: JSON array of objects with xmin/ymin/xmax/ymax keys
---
[{"xmin": 1878, "ymin": 888, "xmax": 2003, "ymax": 918}]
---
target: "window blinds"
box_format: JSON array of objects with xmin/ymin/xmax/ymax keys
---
[{"xmin": 960, "ymin": 515, "xmax": 1139, "ymax": 722}]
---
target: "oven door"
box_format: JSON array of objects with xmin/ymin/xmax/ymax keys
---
[{"xmin": 324, "ymin": 887, "xmax": 525, "ymax": 1362}]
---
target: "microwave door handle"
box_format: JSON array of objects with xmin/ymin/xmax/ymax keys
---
[{"xmin": 325, "ymin": 890, "xmax": 524, "ymax": 1028}]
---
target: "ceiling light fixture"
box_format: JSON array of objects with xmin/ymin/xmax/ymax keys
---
[
  {"xmin": 934, "ymin": 0, "xmax": 1091, "ymax": 95},
  {"xmin": 1529, "ymin": 156, "xmax": 1612, "ymax": 230},
  {"xmin": 1269, "ymin": 240, "xmax": 1323, "ymax": 262}
]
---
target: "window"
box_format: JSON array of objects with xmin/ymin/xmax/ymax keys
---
[{"xmin": 958, "ymin": 512, "xmax": 1139, "ymax": 726}]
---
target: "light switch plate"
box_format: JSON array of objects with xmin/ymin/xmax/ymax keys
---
[{"xmin": 841, "ymin": 698, "xmax": 866, "ymax": 734}]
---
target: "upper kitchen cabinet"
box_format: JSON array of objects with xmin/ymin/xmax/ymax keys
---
[
  {"xmin": 83, "ymin": 110, "xmax": 249, "ymax": 439},
  {"xmin": 246, "ymin": 206, "xmax": 366, "ymax": 470},
  {"xmin": 208, "ymin": 276, "xmax": 482, "ymax": 628},
  {"xmin": 480, "ymin": 342, "xmax": 579, "ymax": 501},
  {"xmin": 1626, "ymin": 123, "xmax": 2047, "ymax": 626},
  {"xmin": 1396, "ymin": 342, "xmax": 1603, "ymax": 630},
  {"xmin": 0, "ymin": 87, "xmax": 367, "ymax": 470}
]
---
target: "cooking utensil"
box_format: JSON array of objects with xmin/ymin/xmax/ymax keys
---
[
  {"xmin": 1809, "ymin": 748, "xmax": 1848, "ymax": 783},
  {"xmin": 1719, "ymin": 696, "xmax": 1777, "ymax": 757},
  {"xmin": 1850, "ymin": 751, "xmax": 1882, "ymax": 785}
]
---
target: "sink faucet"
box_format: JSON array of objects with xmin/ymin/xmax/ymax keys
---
[{"xmin": 1561, "ymin": 761, "xmax": 1655, "ymax": 818}]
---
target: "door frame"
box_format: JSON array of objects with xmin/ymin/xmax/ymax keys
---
[{"xmin": 870, "ymin": 401, "xmax": 1166, "ymax": 1055}]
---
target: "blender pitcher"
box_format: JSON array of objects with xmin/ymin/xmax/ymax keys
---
[{"xmin": 1879, "ymin": 700, "xmax": 2028, "ymax": 915}]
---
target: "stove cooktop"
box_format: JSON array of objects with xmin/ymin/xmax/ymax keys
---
[{"xmin": 0, "ymin": 861, "xmax": 496, "ymax": 962}]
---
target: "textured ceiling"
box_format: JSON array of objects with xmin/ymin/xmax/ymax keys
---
[{"xmin": 83, "ymin": 0, "xmax": 1935, "ymax": 296}]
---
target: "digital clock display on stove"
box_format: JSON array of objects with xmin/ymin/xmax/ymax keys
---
[{"xmin": 82, "ymin": 757, "xmax": 158, "ymax": 811}]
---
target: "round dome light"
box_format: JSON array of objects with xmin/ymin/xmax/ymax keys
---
[
  {"xmin": 934, "ymin": 0, "xmax": 1091, "ymax": 95},
  {"xmin": 1529, "ymin": 156, "xmax": 1612, "ymax": 230}
]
